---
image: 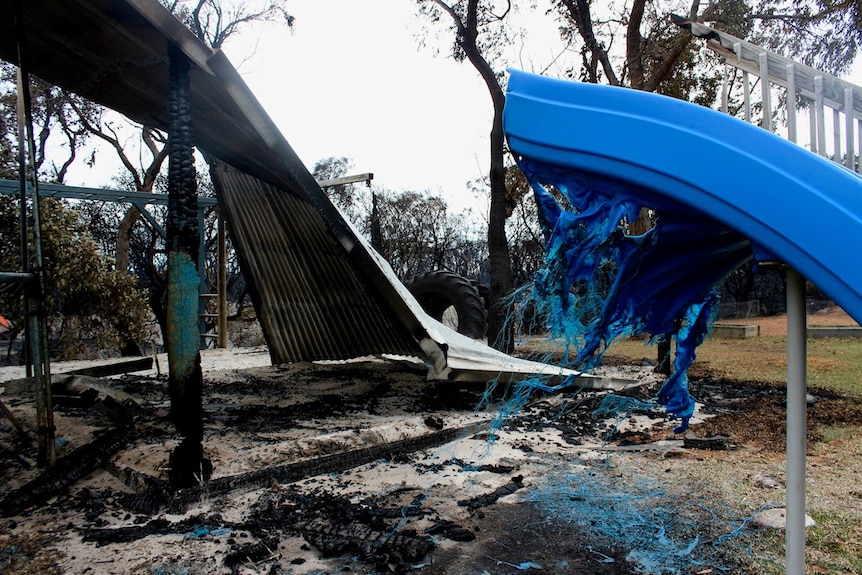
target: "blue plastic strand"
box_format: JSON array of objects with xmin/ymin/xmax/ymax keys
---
[{"xmin": 519, "ymin": 159, "xmax": 729, "ymax": 431}]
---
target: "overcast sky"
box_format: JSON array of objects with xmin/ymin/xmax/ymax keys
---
[
  {"xmin": 221, "ymin": 0, "xmax": 565, "ymax": 215},
  {"xmin": 63, "ymin": 1, "xmax": 862, "ymax": 215}
]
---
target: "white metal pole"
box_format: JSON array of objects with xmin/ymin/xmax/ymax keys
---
[
  {"xmin": 815, "ymin": 76, "xmax": 827, "ymax": 156},
  {"xmin": 786, "ymin": 267, "xmax": 807, "ymax": 575},
  {"xmin": 833, "ymin": 108, "xmax": 841, "ymax": 162},
  {"xmin": 759, "ymin": 53, "xmax": 772, "ymax": 130},
  {"xmin": 786, "ymin": 65, "xmax": 797, "ymax": 143}
]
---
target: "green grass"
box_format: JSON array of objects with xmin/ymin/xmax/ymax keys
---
[
  {"xmin": 596, "ymin": 335, "xmax": 862, "ymax": 396},
  {"xmin": 806, "ymin": 512, "xmax": 862, "ymax": 573},
  {"xmin": 818, "ymin": 424, "xmax": 862, "ymax": 443}
]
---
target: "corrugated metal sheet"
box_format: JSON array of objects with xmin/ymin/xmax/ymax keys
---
[{"xmin": 211, "ymin": 161, "xmax": 419, "ymax": 363}]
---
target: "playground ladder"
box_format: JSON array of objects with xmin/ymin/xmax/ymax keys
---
[{"xmin": 678, "ymin": 17, "xmax": 862, "ymax": 172}]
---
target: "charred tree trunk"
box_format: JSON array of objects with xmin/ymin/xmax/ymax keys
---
[
  {"xmin": 435, "ymin": 0, "xmax": 515, "ymax": 353},
  {"xmin": 487, "ymin": 107, "xmax": 514, "ymax": 353},
  {"xmin": 165, "ymin": 42, "xmax": 210, "ymax": 488},
  {"xmin": 115, "ymin": 209, "xmax": 141, "ymax": 274}
]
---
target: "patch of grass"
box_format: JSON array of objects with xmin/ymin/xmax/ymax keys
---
[
  {"xmin": 520, "ymin": 332, "xmax": 862, "ymax": 574},
  {"xmin": 818, "ymin": 424, "xmax": 862, "ymax": 443},
  {"xmin": 726, "ymin": 528, "xmax": 785, "ymax": 575},
  {"xmin": 596, "ymin": 336, "xmax": 862, "ymax": 397},
  {"xmin": 806, "ymin": 513, "xmax": 862, "ymax": 573}
]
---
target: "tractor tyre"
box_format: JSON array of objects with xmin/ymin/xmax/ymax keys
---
[{"xmin": 405, "ymin": 270, "xmax": 488, "ymax": 339}]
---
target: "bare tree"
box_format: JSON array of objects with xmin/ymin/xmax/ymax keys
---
[
  {"xmin": 0, "ymin": 62, "xmax": 100, "ymax": 183},
  {"xmin": 415, "ymin": 0, "xmax": 516, "ymax": 352},
  {"xmin": 504, "ymin": 165, "xmax": 545, "ymax": 286},
  {"xmin": 312, "ymin": 156, "xmax": 369, "ymax": 224},
  {"xmin": 166, "ymin": 0, "xmax": 295, "ymax": 50},
  {"xmin": 53, "ymin": 0, "xmax": 295, "ymax": 335},
  {"xmin": 73, "ymin": 1, "xmax": 294, "ymax": 274},
  {"xmin": 68, "ymin": 109, "xmax": 169, "ymax": 273},
  {"xmin": 370, "ymin": 187, "xmax": 483, "ymax": 281}
]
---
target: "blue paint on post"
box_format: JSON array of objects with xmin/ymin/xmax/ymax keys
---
[{"xmin": 167, "ymin": 251, "xmax": 201, "ymax": 379}]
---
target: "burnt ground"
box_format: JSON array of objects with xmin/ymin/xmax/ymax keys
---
[{"xmin": 0, "ymin": 355, "xmax": 861, "ymax": 574}]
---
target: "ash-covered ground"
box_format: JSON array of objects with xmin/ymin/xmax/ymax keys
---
[{"xmin": 1, "ymin": 347, "xmax": 859, "ymax": 574}]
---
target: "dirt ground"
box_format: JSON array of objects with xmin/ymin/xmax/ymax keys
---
[{"xmin": 0, "ymin": 332, "xmax": 860, "ymax": 574}]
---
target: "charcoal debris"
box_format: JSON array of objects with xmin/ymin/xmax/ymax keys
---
[
  {"xmin": 458, "ymin": 475, "xmax": 525, "ymax": 509},
  {"xmin": 425, "ymin": 519, "xmax": 475, "ymax": 541},
  {"xmin": 1, "ymin": 428, "xmax": 129, "ymax": 516},
  {"xmin": 301, "ymin": 519, "xmax": 433, "ymax": 573},
  {"xmin": 224, "ymin": 536, "xmax": 280, "ymax": 573}
]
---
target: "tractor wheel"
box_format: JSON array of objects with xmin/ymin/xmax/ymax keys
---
[{"xmin": 405, "ymin": 270, "xmax": 487, "ymax": 339}]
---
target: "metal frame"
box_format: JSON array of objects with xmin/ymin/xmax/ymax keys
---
[
  {"xmin": 0, "ymin": 175, "xmax": 371, "ymax": 349},
  {"xmin": 0, "ymin": 179, "xmax": 221, "ymax": 347}
]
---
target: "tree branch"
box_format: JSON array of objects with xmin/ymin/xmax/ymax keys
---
[
  {"xmin": 626, "ymin": 0, "xmax": 647, "ymax": 89},
  {"xmin": 559, "ymin": 0, "xmax": 620, "ymax": 85},
  {"xmin": 487, "ymin": 0, "xmax": 512, "ymax": 21},
  {"xmin": 643, "ymin": 33, "xmax": 692, "ymax": 93},
  {"xmin": 69, "ymin": 99, "xmax": 144, "ymax": 190}
]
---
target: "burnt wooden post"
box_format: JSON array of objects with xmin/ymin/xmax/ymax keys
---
[{"xmin": 166, "ymin": 42, "xmax": 210, "ymax": 487}]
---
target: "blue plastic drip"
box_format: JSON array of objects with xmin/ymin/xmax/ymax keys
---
[{"xmin": 520, "ymin": 159, "xmax": 730, "ymax": 431}]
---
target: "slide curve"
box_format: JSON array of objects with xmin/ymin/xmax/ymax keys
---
[{"xmin": 504, "ymin": 69, "xmax": 862, "ymax": 327}]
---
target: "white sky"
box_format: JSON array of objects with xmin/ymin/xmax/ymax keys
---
[
  {"xmin": 226, "ymin": 2, "xmax": 484, "ymax": 199},
  {"xmin": 62, "ymin": 1, "xmax": 862, "ymax": 215},
  {"xmin": 218, "ymin": 0, "xmax": 567, "ymax": 216},
  {"xmin": 64, "ymin": 0, "xmax": 567, "ymax": 216}
]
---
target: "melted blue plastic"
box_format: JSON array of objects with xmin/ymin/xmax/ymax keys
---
[
  {"xmin": 519, "ymin": 159, "xmax": 739, "ymax": 432},
  {"xmin": 530, "ymin": 466, "xmax": 750, "ymax": 574}
]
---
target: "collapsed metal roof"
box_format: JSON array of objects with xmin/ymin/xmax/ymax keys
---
[{"xmin": 0, "ymin": 0, "xmax": 622, "ymax": 388}]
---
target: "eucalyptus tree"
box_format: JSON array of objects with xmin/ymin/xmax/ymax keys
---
[
  {"xmin": 166, "ymin": 0, "xmax": 295, "ymax": 50},
  {"xmin": 415, "ymin": 0, "xmax": 518, "ymax": 351},
  {"xmin": 0, "ymin": 62, "xmax": 100, "ymax": 183},
  {"xmin": 71, "ymin": 1, "xmax": 294, "ymax": 275},
  {"xmin": 312, "ymin": 156, "xmax": 369, "ymax": 225},
  {"xmin": 0, "ymin": 195, "xmax": 151, "ymax": 361},
  {"xmin": 362, "ymin": 187, "xmax": 484, "ymax": 281},
  {"xmin": 748, "ymin": 0, "xmax": 862, "ymax": 75},
  {"xmin": 553, "ymin": 0, "xmax": 860, "ymax": 103}
]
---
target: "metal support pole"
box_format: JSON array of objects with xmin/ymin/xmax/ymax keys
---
[
  {"xmin": 833, "ymin": 108, "xmax": 842, "ymax": 162},
  {"xmin": 759, "ymin": 53, "xmax": 772, "ymax": 130},
  {"xmin": 14, "ymin": 2, "xmax": 54, "ymax": 466},
  {"xmin": 217, "ymin": 210, "xmax": 227, "ymax": 349},
  {"xmin": 815, "ymin": 76, "xmax": 827, "ymax": 156},
  {"xmin": 786, "ymin": 267, "xmax": 807, "ymax": 575},
  {"xmin": 786, "ymin": 65, "xmax": 797, "ymax": 144},
  {"xmin": 15, "ymin": 68, "xmax": 31, "ymax": 380},
  {"xmin": 197, "ymin": 205, "xmax": 207, "ymax": 346}
]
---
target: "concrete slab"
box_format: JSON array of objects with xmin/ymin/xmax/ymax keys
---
[{"xmin": 711, "ymin": 324, "xmax": 760, "ymax": 338}]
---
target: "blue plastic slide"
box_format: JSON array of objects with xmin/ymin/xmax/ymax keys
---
[
  {"xmin": 504, "ymin": 69, "xmax": 862, "ymax": 431},
  {"xmin": 505, "ymin": 69, "xmax": 862, "ymax": 326}
]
